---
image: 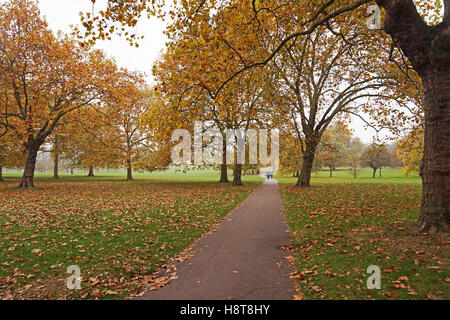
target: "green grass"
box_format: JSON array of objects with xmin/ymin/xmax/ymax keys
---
[
  {"xmin": 277, "ymin": 167, "xmax": 421, "ymax": 185},
  {"xmin": 0, "ymin": 171, "xmax": 263, "ymax": 300},
  {"xmin": 280, "ymin": 180, "xmax": 449, "ymax": 300},
  {"xmin": 2, "ymin": 166, "xmax": 446, "ymax": 300},
  {"xmin": 2, "ymin": 167, "xmax": 263, "ymax": 183}
]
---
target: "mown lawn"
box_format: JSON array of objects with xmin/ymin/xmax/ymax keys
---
[
  {"xmin": 280, "ymin": 181, "xmax": 449, "ymax": 300},
  {"xmin": 0, "ymin": 176, "xmax": 262, "ymax": 300}
]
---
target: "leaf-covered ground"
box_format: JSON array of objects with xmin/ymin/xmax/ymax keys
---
[
  {"xmin": 280, "ymin": 182, "xmax": 449, "ymax": 300},
  {"xmin": 0, "ymin": 178, "xmax": 260, "ymax": 300}
]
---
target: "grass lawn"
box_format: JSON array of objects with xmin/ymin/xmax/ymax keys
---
[
  {"xmin": 279, "ymin": 171, "xmax": 449, "ymax": 300},
  {"xmin": 278, "ymin": 167, "xmax": 422, "ymax": 185},
  {"xmin": 0, "ymin": 171, "xmax": 262, "ymax": 300}
]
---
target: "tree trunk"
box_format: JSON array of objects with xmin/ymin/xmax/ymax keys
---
[
  {"xmin": 418, "ymin": 69, "xmax": 450, "ymax": 232},
  {"xmin": 219, "ymin": 142, "xmax": 229, "ymax": 183},
  {"xmin": 53, "ymin": 153, "xmax": 59, "ymax": 179},
  {"xmin": 232, "ymin": 164, "xmax": 243, "ymax": 186},
  {"xmin": 219, "ymin": 163, "xmax": 229, "ymax": 183},
  {"xmin": 0, "ymin": 165, "xmax": 3, "ymax": 181},
  {"xmin": 379, "ymin": 166, "xmax": 382, "ymax": 177},
  {"xmin": 376, "ymin": 0, "xmax": 450, "ymax": 232},
  {"xmin": 19, "ymin": 146, "xmax": 39, "ymax": 188},
  {"xmin": 126, "ymin": 159, "xmax": 133, "ymax": 181},
  {"xmin": 329, "ymin": 167, "xmax": 333, "ymax": 178},
  {"xmin": 296, "ymin": 142, "xmax": 317, "ymax": 187},
  {"xmin": 88, "ymin": 165, "xmax": 94, "ymax": 177},
  {"xmin": 372, "ymin": 168, "xmax": 377, "ymax": 178}
]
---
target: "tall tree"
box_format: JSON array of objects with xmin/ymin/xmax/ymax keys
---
[{"xmin": 103, "ymin": 70, "xmax": 158, "ymax": 180}]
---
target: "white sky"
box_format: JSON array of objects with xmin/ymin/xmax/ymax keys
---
[
  {"xmin": 38, "ymin": 0, "xmax": 167, "ymax": 81},
  {"xmin": 35, "ymin": 0, "xmax": 383, "ymax": 143}
]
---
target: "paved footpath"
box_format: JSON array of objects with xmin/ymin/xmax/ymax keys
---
[{"xmin": 137, "ymin": 180, "xmax": 295, "ymax": 300}]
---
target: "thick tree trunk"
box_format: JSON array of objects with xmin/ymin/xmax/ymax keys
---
[
  {"xmin": 377, "ymin": 0, "xmax": 450, "ymax": 232},
  {"xmin": 19, "ymin": 147, "xmax": 39, "ymax": 188},
  {"xmin": 296, "ymin": 142, "xmax": 317, "ymax": 187},
  {"xmin": 126, "ymin": 159, "xmax": 133, "ymax": 181},
  {"xmin": 329, "ymin": 167, "xmax": 333, "ymax": 178},
  {"xmin": 232, "ymin": 164, "xmax": 243, "ymax": 186},
  {"xmin": 53, "ymin": 153, "xmax": 59, "ymax": 179},
  {"xmin": 88, "ymin": 165, "xmax": 94, "ymax": 177},
  {"xmin": 418, "ymin": 69, "xmax": 450, "ymax": 232},
  {"xmin": 0, "ymin": 165, "xmax": 3, "ymax": 181}
]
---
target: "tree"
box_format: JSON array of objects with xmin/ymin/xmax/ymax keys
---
[
  {"xmin": 346, "ymin": 136, "xmax": 364, "ymax": 178},
  {"xmin": 102, "ymin": 70, "xmax": 159, "ymax": 180},
  {"xmin": 0, "ymin": 0, "xmax": 115, "ymax": 188},
  {"xmin": 270, "ymin": 21, "xmax": 398, "ymax": 186},
  {"xmin": 151, "ymin": 5, "xmax": 274, "ymax": 186},
  {"xmin": 361, "ymin": 142, "xmax": 390, "ymax": 178},
  {"xmin": 317, "ymin": 124, "xmax": 351, "ymax": 177}
]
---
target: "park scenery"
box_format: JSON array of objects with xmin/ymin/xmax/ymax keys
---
[{"xmin": 0, "ymin": 0, "xmax": 449, "ymax": 303}]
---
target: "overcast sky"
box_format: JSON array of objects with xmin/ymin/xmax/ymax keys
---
[
  {"xmin": 38, "ymin": 0, "xmax": 167, "ymax": 80},
  {"xmin": 34, "ymin": 0, "xmax": 382, "ymax": 143}
]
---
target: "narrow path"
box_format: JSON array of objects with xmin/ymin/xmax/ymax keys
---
[{"xmin": 137, "ymin": 180, "xmax": 295, "ymax": 300}]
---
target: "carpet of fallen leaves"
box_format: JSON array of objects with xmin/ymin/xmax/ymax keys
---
[
  {"xmin": 0, "ymin": 179, "xmax": 259, "ymax": 300},
  {"xmin": 281, "ymin": 183, "xmax": 449, "ymax": 300}
]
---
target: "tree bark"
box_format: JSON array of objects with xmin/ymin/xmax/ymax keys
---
[
  {"xmin": 88, "ymin": 165, "xmax": 94, "ymax": 177},
  {"xmin": 232, "ymin": 164, "xmax": 243, "ymax": 186},
  {"xmin": 126, "ymin": 159, "xmax": 133, "ymax": 181},
  {"xmin": 0, "ymin": 165, "xmax": 3, "ymax": 181},
  {"xmin": 53, "ymin": 153, "xmax": 59, "ymax": 179},
  {"xmin": 219, "ymin": 163, "xmax": 229, "ymax": 183},
  {"xmin": 379, "ymin": 166, "xmax": 382, "ymax": 177},
  {"xmin": 372, "ymin": 167, "xmax": 377, "ymax": 178},
  {"xmin": 19, "ymin": 146, "xmax": 39, "ymax": 188},
  {"xmin": 296, "ymin": 142, "xmax": 318, "ymax": 187},
  {"xmin": 418, "ymin": 68, "xmax": 450, "ymax": 232},
  {"xmin": 329, "ymin": 167, "xmax": 333, "ymax": 178}
]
